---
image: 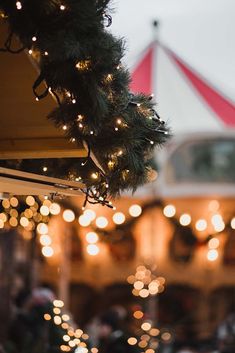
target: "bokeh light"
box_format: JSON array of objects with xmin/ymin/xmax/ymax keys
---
[
  {"xmin": 40, "ymin": 234, "xmax": 52, "ymax": 246},
  {"xmin": 79, "ymin": 215, "xmax": 91, "ymax": 227},
  {"xmin": 86, "ymin": 232, "xmax": 99, "ymax": 244},
  {"xmin": 49, "ymin": 203, "xmax": 61, "ymax": 215},
  {"xmin": 96, "ymin": 216, "xmax": 108, "ymax": 229},
  {"xmin": 37, "ymin": 223, "xmax": 48, "ymax": 235},
  {"xmin": 42, "ymin": 246, "xmax": 54, "ymax": 257},
  {"xmin": 195, "ymin": 219, "xmax": 207, "ymax": 231},
  {"xmin": 63, "ymin": 209, "xmax": 75, "ymax": 222},
  {"xmin": 179, "ymin": 213, "xmax": 191, "ymax": 226},
  {"xmin": 83, "ymin": 209, "xmax": 96, "ymax": 221},
  {"xmin": 129, "ymin": 204, "xmax": 142, "ymax": 217},
  {"xmin": 87, "ymin": 244, "xmax": 100, "ymax": 256},
  {"xmin": 208, "ymin": 238, "xmax": 220, "ymax": 249},
  {"xmin": 163, "ymin": 205, "xmax": 176, "ymax": 218},
  {"xmin": 113, "ymin": 212, "xmax": 125, "ymax": 225},
  {"xmin": 207, "ymin": 249, "xmax": 219, "ymax": 261}
]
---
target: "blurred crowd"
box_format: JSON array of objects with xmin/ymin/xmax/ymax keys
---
[{"xmin": 1, "ymin": 286, "xmax": 235, "ymax": 353}]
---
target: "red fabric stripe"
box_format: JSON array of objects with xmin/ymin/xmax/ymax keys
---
[
  {"xmin": 130, "ymin": 46, "xmax": 154, "ymax": 95},
  {"xmin": 167, "ymin": 48, "xmax": 235, "ymax": 126}
]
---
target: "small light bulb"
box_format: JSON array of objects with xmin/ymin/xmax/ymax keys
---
[
  {"xmin": 44, "ymin": 51, "xmax": 48, "ymax": 56},
  {"xmin": 91, "ymin": 173, "xmax": 98, "ymax": 180},
  {"xmin": 60, "ymin": 4, "xmax": 66, "ymax": 10},
  {"xmin": 71, "ymin": 138, "xmax": 76, "ymax": 142},
  {"xmin": 137, "ymin": 103, "xmax": 141, "ymax": 107},
  {"xmin": 115, "ymin": 127, "xmax": 119, "ymax": 131},
  {"xmin": 72, "ymin": 99, "xmax": 76, "ymax": 104},
  {"xmin": 150, "ymin": 140, "xmax": 154, "ymax": 145},
  {"xmin": 90, "ymin": 131, "xmax": 94, "ymax": 135},
  {"xmin": 32, "ymin": 36, "xmax": 37, "ymax": 42},
  {"xmin": 35, "ymin": 97, "xmax": 39, "ymax": 101},
  {"xmin": 117, "ymin": 119, "xmax": 122, "ymax": 125},
  {"xmin": 16, "ymin": 1, "xmax": 22, "ymax": 9},
  {"xmin": 79, "ymin": 123, "xmax": 83, "ymax": 128},
  {"xmin": 28, "ymin": 49, "xmax": 33, "ymax": 55},
  {"xmin": 43, "ymin": 166, "xmax": 48, "ymax": 172},
  {"xmin": 62, "ymin": 125, "xmax": 67, "ymax": 130}
]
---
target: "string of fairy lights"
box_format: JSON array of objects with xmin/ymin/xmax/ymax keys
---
[
  {"xmin": 1, "ymin": 194, "xmax": 235, "ymax": 261},
  {"xmin": 162, "ymin": 202, "xmax": 235, "ymax": 262},
  {"xmin": 43, "ymin": 298, "xmax": 98, "ymax": 353},
  {"xmin": 0, "ymin": 0, "xmax": 169, "ymax": 207},
  {"xmin": 126, "ymin": 265, "xmax": 172, "ymax": 352}
]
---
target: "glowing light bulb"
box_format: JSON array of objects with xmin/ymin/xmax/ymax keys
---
[
  {"xmin": 129, "ymin": 204, "xmax": 142, "ymax": 217},
  {"xmin": 26, "ymin": 195, "xmax": 35, "ymax": 206},
  {"xmin": 133, "ymin": 310, "xmax": 143, "ymax": 319},
  {"xmin": 195, "ymin": 219, "xmax": 207, "ymax": 231},
  {"xmin": 139, "ymin": 289, "xmax": 149, "ymax": 298},
  {"xmin": 53, "ymin": 299, "xmax": 64, "ymax": 307},
  {"xmin": 207, "ymin": 249, "xmax": 218, "ymax": 261},
  {"xmin": 83, "ymin": 209, "xmax": 96, "ymax": 221},
  {"xmin": 87, "ymin": 244, "xmax": 100, "ymax": 256},
  {"xmin": 37, "ymin": 223, "xmax": 48, "ymax": 235},
  {"xmin": 60, "ymin": 4, "xmax": 66, "ymax": 10},
  {"xmin": 49, "ymin": 203, "xmax": 61, "ymax": 215},
  {"xmin": 163, "ymin": 205, "xmax": 176, "ymax": 218},
  {"xmin": 113, "ymin": 212, "xmax": 125, "ymax": 225},
  {"xmin": 96, "ymin": 216, "xmax": 108, "ymax": 229},
  {"xmin": 10, "ymin": 197, "xmax": 18, "ymax": 207},
  {"xmin": 141, "ymin": 322, "xmax": 152, "ymax": 331},
  {"xmin": 16, "ymin": 1, "xmax": 22, "ymax": 9},
  {"xmin": 28, "ymin": 49, "xmax": 33, "ymax": 55},
  {"xmin": 40, "ymin": 205, "xmax": 49, "ymax": 216},
  {"xmin": 91, "ymin": 173, "xmax": 98, "ymax": 179},
  {"xmin": 78, "ymin": 215, "xmax": 91, "ymax": 227},
  {"xmin": 86, "ymin": 232, "xmax": 99, "ymax": 244},
  {"xmin": 208, "ymin": 238, "xmax": 220, "ymax": 249},
  {"xmin": 43, "ymin": 166, "xmax": 48, "ymax": 172},
  {"xmin": 128, "ymin": 338, "xmax": 137, "ymax": 345},
  {"xmin": 42, "ymin": 246, "xmax": 54, "ymax": 257},
  {"xmin": 179, "ymin": 213, "xmax": 191, "ymax": 226},
  {"xmin": 63, "ymin": 209, "xmax": 75, "ymax": 222},
  {"xmin": 44, "ymin": 314, "xmax": 51, "ymax": 321},
  {"xmin": 231, "ymin": 217, "xmax": 235, "ymax": 229},
  {"xmin": 211, "ymin": 214, "xmax": 225, "ymax": 232},
  {"xmin": 20, "ymin": 217, "xmax": 29, "ymax": 227},
  {"xmin": 32, "ymin": 36, "xmax": 37, "ymax": 42},
  {"xmin": 40, "ymin": 234, "xmax": 52, "ymax": 246},
  {"xmin": 62, "ymin": 125, "xmax": 67, "ymax": 130}
]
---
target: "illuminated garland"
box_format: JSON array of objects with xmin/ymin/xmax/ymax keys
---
[{"xmin": 0, "ymin": 0, "xmax": 170, "ymax": 206}]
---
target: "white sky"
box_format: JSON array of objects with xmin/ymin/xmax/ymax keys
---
[{"xmin": 110, "ymin": 0, "xmax": 235, "ymax": 100}]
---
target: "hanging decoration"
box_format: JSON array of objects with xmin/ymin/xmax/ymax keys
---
[{"xmin": 0, "ymin": 0, "xmax": 170, "ymax": 206}]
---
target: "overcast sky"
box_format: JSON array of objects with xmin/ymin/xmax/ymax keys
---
[{"xmin": 109, "ymin": 0, "xmax": 235, "ymax": 100}]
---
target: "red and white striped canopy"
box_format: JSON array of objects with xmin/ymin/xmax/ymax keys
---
[{"xmin": 130, "ymin": 42, "xmax": 235, "ymax": 134}]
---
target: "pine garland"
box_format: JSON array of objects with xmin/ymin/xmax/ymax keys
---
[{"xmin": 0, "ymin": 0, "xmax": 170, "ymax": 206}]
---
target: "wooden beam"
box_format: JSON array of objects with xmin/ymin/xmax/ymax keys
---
[
  {"xmin": 0, "ymin": 138, "xmax": 87, "ymax": 159},
  {"xmin": 0, "ymin": 167, "xmax": 84, "ymax": 196}
]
